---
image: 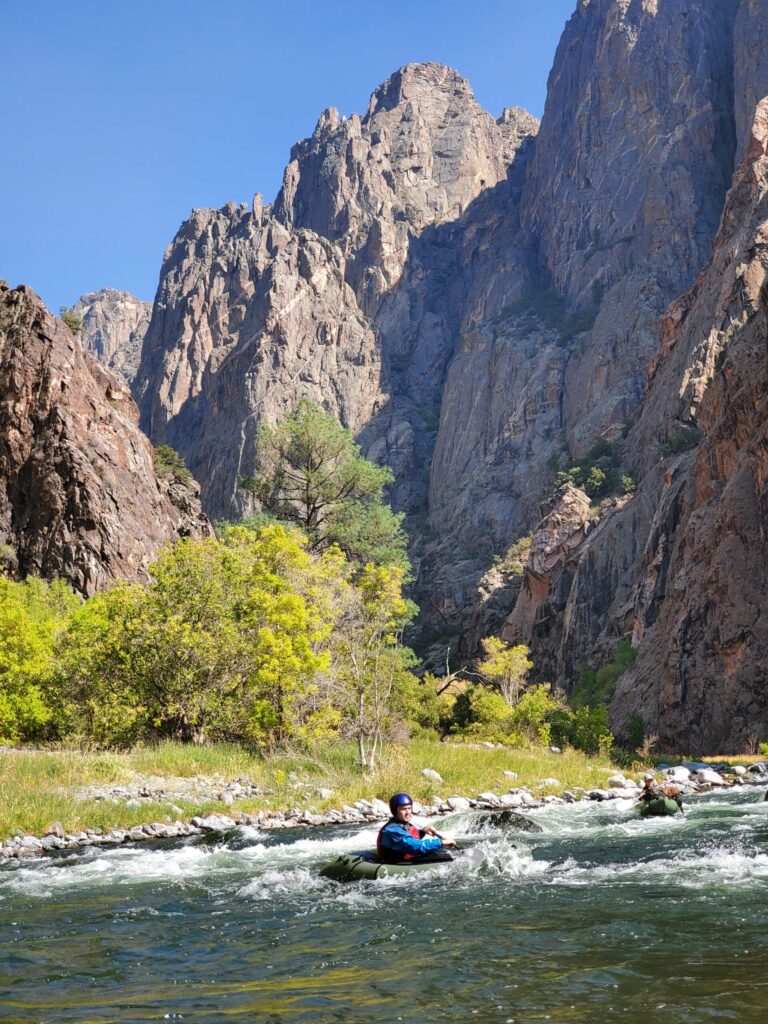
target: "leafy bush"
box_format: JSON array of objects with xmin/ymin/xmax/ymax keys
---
[
  {"xmin": 59, "ymin": 307, "xmax": 82, "ymax": 335},
  {"xmin": 626, "ymin": 711, "xmax": 646, "ymax": 750},
  {"xmin": 153, "ymin": 444, "xmax": 192, "ymax": 482},
  {"xmin": 571, "ymin": 638, "xmax": 637, "ymax": 707},
  {"xmin": 452, "ymin": 681, "xmax": 563, "ymax": 747},
  {"xmin": 496, "ymin": 535, "xmax": 532, "ymax": 575},
  {"xmin": 550, "ymin": 705, "xmax": 613, "ymax": 756},
  {"xmin": 556, "ymin": 439, "xmax": 624, "ymax": 499},
  {"xmin": 0, "ymin": 578, "xmax": 81, "ymax": 743}
]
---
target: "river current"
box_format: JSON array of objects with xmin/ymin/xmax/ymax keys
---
[{"xmin": 2, "ymin": 788, "xmax": 768, "ymax": 1023}]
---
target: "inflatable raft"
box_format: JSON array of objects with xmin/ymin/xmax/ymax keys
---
[
  {"xmin": 320, "ymin": 852, "xmax": 453, "ymax": 882},
  {"xmin": 636, "ymin": 797, "xmax": 681, "ymax": 817}
]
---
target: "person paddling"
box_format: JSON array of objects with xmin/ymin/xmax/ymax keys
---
[
  {"xmin": 639, "ymin": 773, "xmax": 665, "ymax": 802},
  {"xmin": 377, "ymin": 793, "xmax": 457, "ymax": 864}
]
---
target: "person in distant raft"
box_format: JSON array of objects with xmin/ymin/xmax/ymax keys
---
[
  {"xmin": 639, "ymin": 774, "xmax": 665, "ymax": 802},
  {"xmin": 377, "ymin": 793, "xmax": 457, "ymax": 864}
]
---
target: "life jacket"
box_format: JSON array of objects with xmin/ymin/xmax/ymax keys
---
[{"xmin": 376, "ymin": 819, "xmax": 421, "ymax": 862}]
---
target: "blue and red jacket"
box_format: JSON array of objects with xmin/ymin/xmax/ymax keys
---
[{"xmin": 376, "ymin": 819, "xmax": 443, "ymax": 863}]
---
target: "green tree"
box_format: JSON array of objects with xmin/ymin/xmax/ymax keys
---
[
  {"xmin": 477, "ymin": 637, "xmax": 533, "ymax": 706},
  {"xmin": 0, "ymin": 578, "xmax": 80, "ymax": 743},
  {"xmin": 329, "ymin": 563, "xmax": 417, "ymax": 770},
  {"xmin": 153, "ymin": 444, "xmax": 192, "ymax": 482},
  {"xmin": 240, "ymin": 400, "xmax": 409, "ymax": 571},
  {"xmin": 59, "ymin": 527, "xmax": 344, "ymax": 749},
  {"xmin": 59, "ymin": 306, "xmax": 83, "ymax": 335}
]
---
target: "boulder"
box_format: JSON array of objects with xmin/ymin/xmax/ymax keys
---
[
  {"xmin": 447, "ymin": 796, "xmax": 471, "ymax": 812},
  {"xmin": 696, "ymin": 768, "xmax": 728, "ymax": 786}
]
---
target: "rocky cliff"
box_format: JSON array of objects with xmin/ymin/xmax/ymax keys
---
[
  {"xmin": 0, "ymin": 283, "xmax": 211, "ymax": 596},
  {"xmin": 73, "ymin": 289, "xmax": 151, "ymax": 386},
  {"xmin": 132, "ymin": 0, "xmax": 768, "ymax": 748},
  {"xmin": 134, "ymin": 63, "xmax": 538, "ymax": 531}
]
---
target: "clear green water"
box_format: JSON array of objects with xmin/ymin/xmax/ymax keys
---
[{"xmin": 2, "ymin": 789, "xmax": 768, "ymax": 1023}]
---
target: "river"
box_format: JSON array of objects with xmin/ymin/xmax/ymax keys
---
[{"xmin": 2, "ymin": 788, "xmax": 768, "ymax": 1023}]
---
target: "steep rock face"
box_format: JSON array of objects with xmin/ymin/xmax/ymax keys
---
[
  {"xmin": 733, "ymin": 0, "xmax": 768, "ymax": 162},
  {"xmin": 608, "ymin": 97, "xmax": 768, "ymax": 750},
  {"xmin": 135, "ymin": 65, "xmax": 539, "ymax": 524},
  {"xmin": 0, "ymin": 284, "xmax": 211, "ymax": 596},
  {"xmin": 416, "ymin": 0, "xmax": 741, "ymax": 647},
  {"xmin": 514, "ymin": 95, "xmax": 768, "ymax": 751},
  {"xmin": 520, "ymin": 0, "xmax": 738, "ymax": 455},
  {"xmin": 135, "ymin": 204, "xmax": 384, "ymax": 517},
  {"xmin": 274, "ymin": 63, "xmax": 534, "ymax": 313},
  {"xmin": 501, "ymin": 485, "xmax": 592, "ymax": 665},
  {"xmin": 73, "ymin": 289, "xmax": 151, "ymax": 386}
]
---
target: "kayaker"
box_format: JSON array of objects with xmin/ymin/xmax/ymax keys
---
[
  {"xmin": 376, "ymin": 792, "xmax": 457, "ymax": 864},
  {"xmin": 639, "ymin": 773, "xmax": 665, "ymax": 802}
]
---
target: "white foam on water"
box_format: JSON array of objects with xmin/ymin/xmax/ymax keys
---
[
  {"xmin": 544, "ymin": 843, "xmax": 768, "ymax": 889},
  {"xmin": 455, "ymin": 840, "xmax": 550, "ymax": 880},
  {"xmin": 238, "ymin": 864, "xmax": 328, "ymax": 901},
  {"xmin": 0, "ymin": 837, "xmax": 277, "ymax": 898}
]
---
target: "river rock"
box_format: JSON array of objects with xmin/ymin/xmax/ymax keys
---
[
  {"xmin": 538, "ymin": 778, "xmax": 560, "ymax": 788},
  {"xmin": 696, "ymin": 769, "xmax": 728, "ymax": 786},
  {"xmin": 666, "ymin": 766, "xmax": 692, "ymax": 782},
  {"xmin": 477, "ymin": 792, "xmax": 501, "ymax": 806},
  {"xmin": 607, "ymin": 775, "xmax": 628, "ymax": 788},
  {"xmin": 503, "ymin": 771, "xmax": 518, "ymax": 780},
  {"xmin": 447, "ymin": 796, "xmax": 471, "ymax": 812},
  {"xmin": 422, "ymin": 768, "xmax": 444, "ymax": 782},
  {"xmin": 498, "ymin": 793, "xmax": 524, "ymax": 808},
  {"xmin": 193, "ymin": 814, "xmax": 237, "ymax": 832}
]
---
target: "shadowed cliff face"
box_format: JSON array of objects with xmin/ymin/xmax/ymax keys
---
[
  {"xmin": 520, "ymin": 0, "xmax": 739, "ymax": 456},
  {"xmin": 0, "ymin": 284, "xmax": 211, "ymax": 596},
  {"xmin": 505, "ymin": 93, "xmax": 768, "ymax": 752}
]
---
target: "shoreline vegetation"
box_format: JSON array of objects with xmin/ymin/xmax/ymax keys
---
[
  {"xmin": 0, "ymin": 741, "xmax": 614, "ymax": 843},
  {"xmin": 3, "ymin": 407, "xmax": 765, "ymax": 864},
  {"xmin": 1, "ymin": 740, "xmax": 762, "ymax": 857}
]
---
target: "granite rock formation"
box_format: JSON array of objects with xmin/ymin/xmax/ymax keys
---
[
  {"xmin": 73, "ymin": 289, "xmax": 151, "ymax": 386},
  {"xmin": 0, "ymin": 283, "xmax": 211, "ymax": 596},
  {"xmin": 134, "ymin": 64, "xmax": 539, "ymax": 530},
  {"xmin": 131, "ymin": 0, "xmax": 768, "ymax": 748}
]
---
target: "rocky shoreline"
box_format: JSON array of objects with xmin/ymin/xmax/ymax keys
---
[{"xmin": 2, "ymin": 760, "xmax": 766, "ymax": 866}]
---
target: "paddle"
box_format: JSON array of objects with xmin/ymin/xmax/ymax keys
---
[{"xmin": 423, "ymin": 824, "xmax": 459, "ymax": 849}]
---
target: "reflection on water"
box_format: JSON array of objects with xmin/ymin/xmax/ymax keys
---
[{"xmin": 2, "ymin": 789, "xmax": 768, "ymax": 1022}]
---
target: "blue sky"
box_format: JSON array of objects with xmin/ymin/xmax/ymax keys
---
[{"xmin": 1, "ymin": 1, "xmax": 574, "ymax": 314}]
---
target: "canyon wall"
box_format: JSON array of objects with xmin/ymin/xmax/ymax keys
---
[
  {"xmin": 129, "ymin": 0, "xmax": 768, "ymax": 748},
  {"xmin": 0, "ymin": 283, "xmax": 210, "ymax": 596}
]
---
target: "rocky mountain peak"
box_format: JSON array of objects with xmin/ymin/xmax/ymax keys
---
[
  {"xmin": 72, "ymin": 288, "xmax": 151, "ymax": 386},
  {"xmin": 366, "ymin": 62, "xmax": 473, "ymax": 115},
  {"xmin": 273, "ymin": 61, "xmax": 531, "ymax": 313}
]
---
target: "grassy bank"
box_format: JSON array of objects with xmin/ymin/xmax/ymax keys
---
[{"xmin": 0, "ymin": 740, "xmax": 623, "ymax": 840}]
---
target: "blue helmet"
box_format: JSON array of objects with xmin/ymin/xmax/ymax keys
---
[{"xmin": 389, "ymin": 792, "xmax": 413, "ymax": 815}]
